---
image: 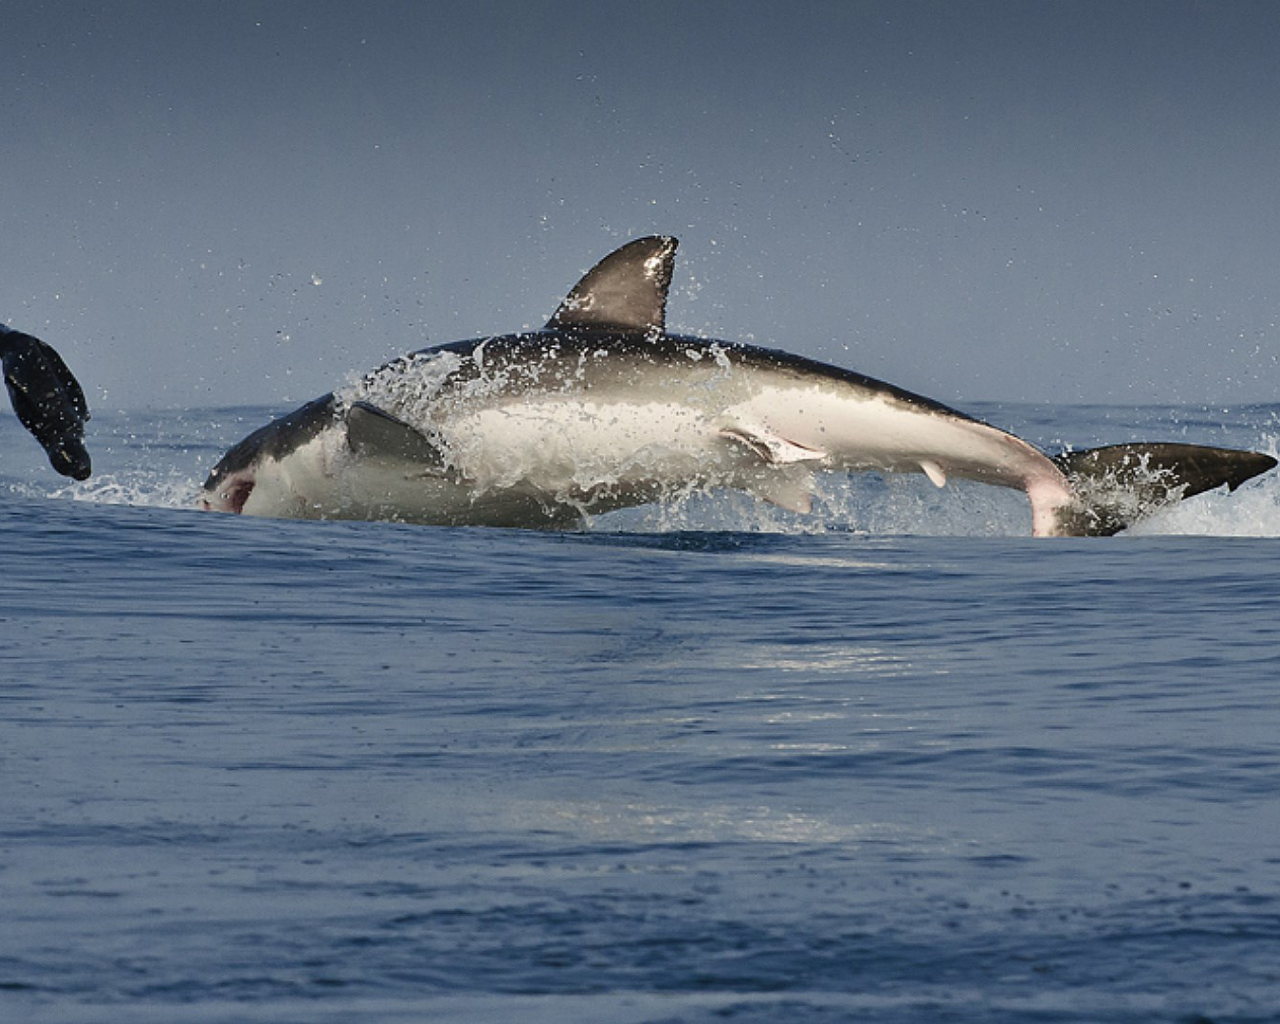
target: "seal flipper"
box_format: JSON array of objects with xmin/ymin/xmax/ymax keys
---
[
  {"xmin": 1052, "ymin": 442, "xmax": 1277, "ymax": 536},
  {"xmin": 545, "ymin": 236, "xmax": 678, "ymax": 333},
  {"xmin": 0, "ymin": 328, "xmax": 91, "ymax": 479}
]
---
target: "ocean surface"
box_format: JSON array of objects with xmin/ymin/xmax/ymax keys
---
[{"xmin": 3, "ymin": 401, "xmax": 1279, "ymax": 1024}]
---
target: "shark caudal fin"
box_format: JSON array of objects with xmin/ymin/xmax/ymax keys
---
[{"xmin": 1046, "ymin": 442, "xmax": 1277, "ymax": 537}]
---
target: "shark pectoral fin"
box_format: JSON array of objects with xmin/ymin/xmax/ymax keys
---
[
  {"xmin": 346, "ymin": 401, "xmax": 444, "ymax": 468},
  {"xmin": 719, "ymin": 424, "xmax": 826, "ymax": 466},
  {"xmin": 719, "ymin": 426, "xmax": 820, "ymax": 513},
  {"xmin": 748, "ymin": 467, "xmax": 816, "ymax": 515},
  {"xmin": 919, "ymin": 460, "xmax": 947, "ymax": 488}
]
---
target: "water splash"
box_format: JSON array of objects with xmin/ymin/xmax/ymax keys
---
[
  {"xmin": 1128, "ymin": 469, "xmax": 1280, "ymax": 537},
  {"xmin": 46, "ymin": 470, "xmax": 202, "ymax": 511},
  {"xmin": 6, "ymin": 407, "xmax": 1278, "ymax": 537}
]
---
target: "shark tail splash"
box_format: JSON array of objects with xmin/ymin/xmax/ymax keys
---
[{"xmin": 1042, "ymin": 443, "xmax": 1276, "ymax": 537}]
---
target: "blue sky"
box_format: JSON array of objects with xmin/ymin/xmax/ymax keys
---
[{"xmin": 4, "ymin": 1, "xmax": 1279, "ymax": 409}]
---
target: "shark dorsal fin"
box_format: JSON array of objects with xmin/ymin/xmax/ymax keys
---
[{"xmin": 546, "ymin": 235, "xmax": 678, "ymax": 333}]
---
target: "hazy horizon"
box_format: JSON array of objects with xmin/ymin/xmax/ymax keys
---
[{"xmin": 4, "ymin": 1, "xmax": 1279, "ymax": 412}]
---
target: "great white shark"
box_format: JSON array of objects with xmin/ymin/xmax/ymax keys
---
[{"xmin": 201, "ymin": 236, "xmax": 1275, "ymax": 536}]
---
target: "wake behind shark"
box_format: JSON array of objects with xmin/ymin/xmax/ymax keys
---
[{"xmin": 201, "ymin": 237, "xmax": 1275, "ymax": 536}]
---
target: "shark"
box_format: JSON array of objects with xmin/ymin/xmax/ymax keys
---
[{"xmin": 201, "ymin": 236, "xmax": 1275, "ymax": 535}]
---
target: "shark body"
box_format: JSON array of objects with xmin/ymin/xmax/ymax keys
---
[{"xmin": 202, "ymin": 237, "xmax": 1275, "ymax": 535}]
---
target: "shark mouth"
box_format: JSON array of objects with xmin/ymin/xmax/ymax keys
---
[{"xmin": 202, "ymin": 472, "xmax": 255, "ymax": 514}]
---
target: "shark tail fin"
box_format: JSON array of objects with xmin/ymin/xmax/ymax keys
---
[{"xmin": 1046, "ymin": 442, "xmax": 1276, "ymax": 537}]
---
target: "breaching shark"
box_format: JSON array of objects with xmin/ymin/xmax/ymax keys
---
[
  {"xmin": 1, "ymin": 324, "xmax": 91, "ymax": 480},
  {"xmin": 201, "ymin": 237, "xmax": 1275, "ymax": 536}
]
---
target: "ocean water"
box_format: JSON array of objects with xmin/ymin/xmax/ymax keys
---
[{"xmin": 3, "ymin": 402, "xmax": 1280, "ymax": 1024}]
